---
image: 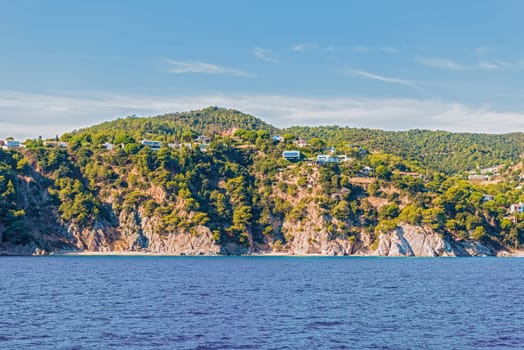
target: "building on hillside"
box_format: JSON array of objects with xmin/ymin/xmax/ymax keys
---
[
  {"xmin": 509, "ymin": 202, "xmax": 524, "ymax": 214},
  {"xmin": 316, "ymin": 154, "xmax": 339, "ymax": 165},
  {"xmin": 195, "ymin": 135, "xmax": 211, "ymax": 144},
  {"xmin": 43, "ymin": 141, "xmax": 68, "ymax": 148},
  {"xmin": 141, "ymin": 140, "xmax": 162, "ymax": 151},
  {"xmin": 282, "ymin": 150, "xmax": 301, "ymax": 161},
  {"xmin": 101, "ymin": 143, "xmax": 114, "ymax": 150},
  {"xmin": 168, "ymin": 142, "xmax": 192, "ymax": 150},
  {"xmin": 397, "ymin": 171, "xmax": 425, "ymax": 179},
  {"xmin": 336, "ymin": 155, "xmax": 350, "ymax": 162},
  {"xmin": 272, "ymin": 135, "xmax": 284, "ymax": 142},
  {"xmin": 479, "ymin": 166, "xmax": 501, "ymax": 175},
  {"xmin": 482, "ymin": 195, "xmax": 494, "ymax": 202},
  {"xmin": 2, "ymin": 140, "xmax": 20, "ymax": 150},
  {"xmin": 360, "ymin": 166, "xmax": 373, "ymax": 177},
  {"xmin": 468, "ymin": 174, "xmax": 490, "ymax": 181},
  {"xmin": 294, "ymin": 139, "xmax": 308, "ymax": 148}
]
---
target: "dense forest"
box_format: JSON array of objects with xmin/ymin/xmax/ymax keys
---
[{"xmin": 1, "ymin": 107, "xmax": 523, "ymax": 255}]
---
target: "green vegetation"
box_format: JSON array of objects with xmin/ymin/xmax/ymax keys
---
[{"xmin": 1, "ymin": 107, "xmax": 524, "ymax": 253}]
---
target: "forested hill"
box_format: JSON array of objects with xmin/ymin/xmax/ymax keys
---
[
  {"xmin": 65, "ymin": 107, "xmax": 523, "ymax": 175},
  {"xmin": 285, "ymin": 126, "xmax": 524, "ymax": 175},
  {"xmin": 1, "ymin": 106, "xmax": 524, "ymax": 256},
  {"xmin": 65, "ymin": 106, "xmax": 277, "ymax": 144}
]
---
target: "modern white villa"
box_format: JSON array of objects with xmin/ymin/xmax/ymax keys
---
[
  {"xmin": 1, "ymin": 140, "xmax": 21, "ymax": 150},
  {"xmin": 510, "ymin": 202, "xmax": 524, "ymax": 214},
  {"xmin": 141, "ymin": 140, "xmax": 162, "ymax": 151},
  {"xmin": 282, "ymin": 150, "xmax": 301, "ymax": 161}
]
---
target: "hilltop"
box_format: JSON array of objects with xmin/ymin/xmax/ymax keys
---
[{"xmin": 1, "ymin": 107, "xmax": 523, "ymax": 256}]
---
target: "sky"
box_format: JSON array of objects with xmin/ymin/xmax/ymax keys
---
[{"xmin": 1, "ymin": 0, "xmax": 524, "ymax": 139}]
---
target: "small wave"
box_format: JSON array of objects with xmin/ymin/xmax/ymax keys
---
[{"xmin": 306, "ymin": 320, "xmax": 345, "ymax": 329}]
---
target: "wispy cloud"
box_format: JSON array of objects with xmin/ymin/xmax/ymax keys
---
[
  {"xmin": 290, "ymin": 43, "xmax": 334, "ymax": 52},
  {"xmin": 473, "ymin": 46, "xmax": 494, "ymax": 56},
  {"xmin": 252, "ymin": 47, "xmax": 278, "ymax": 63},
  {"xmin": 352, "ymin": 46, "xmax": 370, "ymax": 54},
  {"xmin": 164, "ymin": 59, "xmax": 254, "ymax": 77},
  {"xmin": 351, "ymin": 45, "xmax": 399, "ymax": 54},
  {"xmin": 417, "ymin": 57, "xmax": 467, "ymax": 70},
  {"xmin": 379, "ymin": 46, "xmax": 399, "ymax": 53},
  {"xmin": 3, "ymin": 90, "xmax": 523, "ymax": 140},
  {"xmin": 418, "ymin": 56, "xmax": 521, "ymax": 71},
  {"xmin": 344, "ymin": 69, "xmax": 417, "ymax": 88},
  {"xmin": 478, "ymin": 60, "xmax": 515, "ymax": 70}
]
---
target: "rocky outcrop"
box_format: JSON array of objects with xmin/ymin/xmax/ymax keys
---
[
  {"xmin": 375, "ymin": 224, "xmax": 494, "ymax": 257},
  {"xmin": 111, "ymin": 210, "xmax": 240, "ymax": 255},
  {"xmin": 0, "ymin": 242, "xmax": 47, "ymax": 256},
  {"xmin": 0, "ymin": 157, "xmax": 499, "ymax": 257}
]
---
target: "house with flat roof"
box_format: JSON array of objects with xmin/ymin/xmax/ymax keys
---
[
  {"xmin": 482, "ymin": 195, "xmax": 494, "ymax": 202},
  {"xmin": 294, "ymin": 139, "xmax": 308, "ymax": 148},
  {"xmin": 510, "ymin": 202, "xmax": 524, "ymax": 214},
  {"xmin": 43, "ymin": 141, "xmax": 68, "ymax": 148},
  {"xmin": 282, "ymin": 150, "xmax": 301, "ymax": 161},
  {"xmin": 316, "ymin": 155, "xmax": 339, "ymax": 165},
  {"xmin": 2, "ymin": 140, "xmax": 20, "ymax": 150},
  {"xmin": 141, "ymin": 140, "xmax": 162, "ymax": 151},
  {"xmin": 195, "ymin": 135, "xmax": 211, "ymax": 144}
]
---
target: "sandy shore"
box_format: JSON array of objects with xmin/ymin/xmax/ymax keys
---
[
  {"xmin": 498, "ymin": 249, "xmax": 524, "ymax": 257},
  {"xmin": 36, "ymin": 248, "xmax": 524, "ymax": 257}
]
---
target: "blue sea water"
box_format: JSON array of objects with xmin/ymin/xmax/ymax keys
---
[{"xmin": 1, "ymin": 257, "xmax": 523, "ymax": 349}]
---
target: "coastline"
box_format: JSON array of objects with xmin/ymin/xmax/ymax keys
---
[{"xmin": 37, "ymin": 248, "xmax": 524, "ymax": 257}]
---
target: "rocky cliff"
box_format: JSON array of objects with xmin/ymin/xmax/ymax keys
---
[
  {"xmin": 374, "ymin": 224, "xmax": 493, "ymax": 257},
  {"xmin": 0, "ymin": 123, "xmax": 519, "ymax": 257}
]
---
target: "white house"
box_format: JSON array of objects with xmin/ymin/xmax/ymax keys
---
[
  {"xmin": 43, "ymin": 141, "xmax": 68, "ymax": 148},
  {"xmin": 294, "ymin": 139, "xmax": 308, "ymax": 148},
  {"xmin": 481, "ymin": 195, "xmax": 494, "ymax": 202},
  {"xmin": 283, "ymin": 150, "xmax": 301, "ymax": 161},
  {"xmin": 101, "ymin": 143, "xmax": 114, "ymax": 150},
  {"xmin": 141, "ymin": 140, "xmax": 162, "ymax": 151},
  {"xmin": 272, "ymin": 135, "xmax": 284, "ymax": 142},
  {"xmin": 316, "ymin": 155, "xmax": 339, "ymax": 164},
  {"xmin": 360, "ymin": 166, "xmax": 373, "ymax": 177},
  {"xmin": 509, "ymin": 202, "xmax": 524, "ymax": 214},
  {"xmin": 468, "ymin": 174, "xmax": 490, "ymax": 181},
  {"xmin": 2, "ymin": 140, "xmax": 20, "ymax": 150},
  {"xmin": 195, "ymin": 135, "xmax": 211, "ymax": 144}
]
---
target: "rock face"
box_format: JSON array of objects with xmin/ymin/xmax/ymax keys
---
[
  {"xmin": 280, "ymin": 220, "xmax": 356, "ymax": 256},
  {"xmin": 92, "ymin": 210, "xmax": 240, "ymax": 255},
  {"xmin": 375, "ymin": 224, "xmax": 493, "ymax": 257},
  {"xmin": 0, "ymin": 158, "xmax": 499, "ymax": 257}
]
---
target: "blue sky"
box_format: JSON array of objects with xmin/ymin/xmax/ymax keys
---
[{"xmin": 1, "ymin": 0, "xmax": 524, "ymax": 139}]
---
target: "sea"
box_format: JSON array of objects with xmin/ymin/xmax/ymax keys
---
[{"xmin": 1, "ymin": 256, "xmax": 523, "ymax": 349}]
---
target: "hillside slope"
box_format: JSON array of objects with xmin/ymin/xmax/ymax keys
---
[{"xmin": 1, "ymin": 107, "xmax": 523, "ymax": 255}]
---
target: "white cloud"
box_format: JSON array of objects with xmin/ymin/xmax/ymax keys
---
[
  {"xmin": 417, "ymin": 57, "xmax": 467, "ymax": 70},
  {"xmin": 418, "ymin": 56, "xmax": 521, "ymax": 71},
  {"xmin": 290, "ymin": 43, "xmax": 317, "ymax": 51},
  {"xmin": 290, "ymin": 43, "xmax": 334, "ymax": 52},
  {"xmin": 352, "ymin": 46, "xmax": 370, "ymax": 54},
  {"xmin": 379, "ymin": 46, "xmax": 399, "ymax": 53},
  {"xmin": 164, "ymin": 59, "xmax": 254, "ymax": 77},
  {"xmin": 478, "ymin": 61, "xmax": 501, "ymax": 70},
  {"xmin": 1, "ymin": 90, "xmax": 523, "ymax": 140},
  {"xmin": 478, "ymin": 60, "xmax": 516, "ymax": 70},
  {"xmin": 253, "ymin": 47, "xmax": 278, "ymax": 63},
  {"xmin": 344, "ymin": 69, "xmax": 418, "ymax": 88},
  {"xmin": 473, "ymin": 46, "xmax": 494, "ymax": 55}
]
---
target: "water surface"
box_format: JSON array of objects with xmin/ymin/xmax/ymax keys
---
[{"xmin": 1, "ymin": 256, "xmax": 523, "ymax": 349}]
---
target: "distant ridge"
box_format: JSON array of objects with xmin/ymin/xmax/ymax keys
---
[{"xmin": 65, "ymin": 106, "xmax": 523, "ymax": 175}]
